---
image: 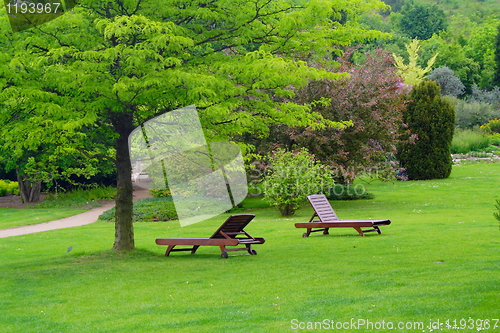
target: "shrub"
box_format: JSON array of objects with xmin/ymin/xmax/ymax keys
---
[
  {"xmin": 428, "ymin": 67, "xmax": 465, "ymax": 97},
  {"xmin": 398, "ymin": 81, "xmax": 455, "ymax": 180},
  {"xmin": 450, "ymin": 97, "xmax": 500, "ymax": 129},
  {"xmin": 99, "ymin": 197, "xmax": 177, "ymax": 222},
  {"xmin": 34, "ymin": 186, "xmax": 115, "ymax": 209},
  {"xmin": 488, "ymin": 133, "xmax": 500, "ymax": 146},
  {"xmin": 263, "ymin": 148, "xmax": 334, "ymax": 216},
  {"xmin": 0, "ymin": 180, "xmax": 19, "ymax": 196},
  {"xmin": 451, "ymin": 128, "xmax": 491, "ymax": 154},
  {"xmin": 292, "ymin": 48, "xmax": 407, "ymax": 183},
  {"xmin": 149, "ymin": 188, "xmax": 171, "ymax": 198},
  {"xmin": 469, "ymin": 85, "xmax": 500, "ymax": 107},
  {"xmin": 481, "ymin": 118, "xmax": 500, "ymax": 134}
]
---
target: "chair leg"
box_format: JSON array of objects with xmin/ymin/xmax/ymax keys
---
[
  {"xmin": 323, "ymin": 228, "xmax": 330, "ymax": 235},
  {"xmin": 375, "ymin": 226, "xmax": 382, "ymax": 234},
  {"xmin": 191, "ymin": 245, "xmax": 200, "ymax": 254},
  {"xmin": 165, "ymin": 245, "xmax": 176, "ymax": 256},
  {"xmin": 353, "ymin": 227, "xmax": 365, "ymax": 236}
]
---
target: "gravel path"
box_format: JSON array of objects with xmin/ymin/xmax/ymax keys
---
[{"xmin": 0, "ymin": 189, "xmax": 152, "ymax": 238}]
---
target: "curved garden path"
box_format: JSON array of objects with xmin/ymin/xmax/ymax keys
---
[{"xmin": 0, "ymin": 189, "xmax": 152, "ymax": 238}]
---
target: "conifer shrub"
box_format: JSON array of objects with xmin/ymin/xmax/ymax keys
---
[{"xmin": 398, "ymin": 81, "xmax": 455, "ymax": 180}]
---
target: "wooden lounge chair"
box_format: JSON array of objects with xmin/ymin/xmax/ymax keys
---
[
  {"xmin": 295, "ymin": 194, "xmax": 391, "ymax": 237},
  {"xmin": 156, "ymin": 214, "xmax": 265, "ymax": 258}
]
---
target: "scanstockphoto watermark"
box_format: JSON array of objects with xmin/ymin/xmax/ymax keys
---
[
  {"xmin": 259, "ymin": 181, "xmax": 367, "ymax": 198},
  {"xmin": 290, "ymin": 319, "xmax": 425, "ymax": 330},
  {"xmin": 290, "ymin": 318, "xmax": 500, "ymax": 331}
]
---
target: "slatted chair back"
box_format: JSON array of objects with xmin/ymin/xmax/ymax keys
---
[
  {"xmin": 210, "ymin": 214, "xmax": 256, "ymax": 239},
  {"xmin": 307, "ymin": 194, "xmax": 339, "ymax": 223}
]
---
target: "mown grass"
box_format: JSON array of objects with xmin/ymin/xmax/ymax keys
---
[
  {"xmin": 0, "ymin": 186, "xmax": 116, "ymax": 229},
  {"xmin": 0, "ymin": 208, "xmax": 87, "ymax": 229},
  {"xmin": 1, "ymin": 163, "xmax": 500, "ymax": 332}
]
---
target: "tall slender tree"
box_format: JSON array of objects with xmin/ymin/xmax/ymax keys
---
[{"xmin": 398, "ymin": 81, "xmax": 455, "ymax": 180}]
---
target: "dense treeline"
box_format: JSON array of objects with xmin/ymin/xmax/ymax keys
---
[{"xmin": 0, "ymin": 0, "xmax": 499, "ymax": 245}]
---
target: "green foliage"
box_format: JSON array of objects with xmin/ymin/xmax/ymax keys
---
[
  {"xmin": 0, "ymin": 180, "xmax": 19, "ymax": 196},
  {"xmin": 451, "ymin": 128, "xmax": 491, "ymax": 154},
  {"xmin": 290, "ymin": 48, "xmax": 408, "ymax": 183},
  {"xmin": 148, "ymin": 188, "xmax": 172, "ymax": 198},
  {"xmin": 470, "ymin": 85, "xmax": 500, "ymax": 107},
  {"xmin": 393, "ymin": 39, "xmax": 438, "ymax": 85},
  {"xmin": 0, "ymin": 0, "xmax": 391, "ymax": 250},
  {"xmin": 398, "ymin": 1, "xmax": 448, "ymax": 40},
  {"xmin": 99, "ymin": 197, "xmax": 177, "ymax": 222},
  {"xmin": 34, "ymin": 186, "xmax": 115, "ymax": 209},
  {"xmin": 427, "ymin": 66, "xmax": 465, "ymax": 97},
  {"xmin": 263, "ymin": 148, "xmax": 334, "ymax": 216},
  {"xmin": 381, "ymin": 0, "xmax": 407, "ymax": 12},
  {"xmin": 494, "ymin": 199, "xmax": 500, "ymax": 224},
  {"xmin": 494, "ymin": 24, "xmax": 500, "ymax": 87},
  {"xmin": 481, "ymin": 118, "xmax": 500, "ymax": 134},
  {"xmin": 448, "ymin": 96, "xmax": 500, "ymax": 129},
  {"xmin": 424, "ymin": 16, "xmax": 500, "ymax": 91},
  {"xmin": 398, "ymin": 81, "xmax": 455, "ymax": 180}
]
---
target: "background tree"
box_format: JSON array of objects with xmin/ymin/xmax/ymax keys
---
[
  {"xmin": 393, "ymin": 39, "xmax": 438, "ymax": 86},
  {"xmin": 493, "ymin": 24, "xmax": 500, "ymax": 87},
  {"xmin": 427, "ymin": 66, "xmax": 465, "ymax": 97},
  {"xmin": 422, "ymin": 16, "xmax": 500, "ymax": 91},
  {"xmin": 381, "ymin": 0, "xmax": 407, "ymax": 13},
  {"xmin": 0, "ymin": 0, "xmax": 389, "ymax": 251},
  {"xmin": 398, "ymin": 1, "xmax": 447, "ymax": 40},
  {"xmin": 0, "ymin": 24, "xmax": 113, "ymax": 202},
  {"xmin": 398, "ymin": 81, "xmax": 455, "ymax": 180},
  {"xmin": 288, "ymin": 48, "xmax": 408, "ymax": 183}
]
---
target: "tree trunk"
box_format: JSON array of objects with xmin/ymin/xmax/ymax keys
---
[
  {"xmin": 112, "ymin": 113, "xmax": 135, "ymax": 251},
  {"xmin": 280, "ymin": 204, "xmax": 295, "ymax": 216},
  {"xmin": 16, "ymin": 170, "xmax": 41, "ymax": 203}
]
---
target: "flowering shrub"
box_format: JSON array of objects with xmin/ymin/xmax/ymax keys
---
[
  {"xmin": 292, "ymin": 48, "xmax": 408, "ymax": 183},
  {"xmin": 481, "ymin": 118, "xmax": 500, "ymax": 134}
]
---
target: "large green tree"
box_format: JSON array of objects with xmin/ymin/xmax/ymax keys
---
[
  {"xmin": 398, "ymin": 1, "xmax": 447, "ymax": 40},
  {"xmin": 0, "ymin": 0, "xmax": 388, "ymax": 251},
  {"xmin": 493, "ymin": 24, "xmax": 500, "ymax": 87},
  {"xmin": 398, "ymin": 81, "xmax": 455, "ymax": 180},
  {"xmin": 422, "ymin": 16, "xmax": 500, "ymax": 91}
]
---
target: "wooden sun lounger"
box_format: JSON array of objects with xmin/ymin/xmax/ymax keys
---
[
  {"xmin": 295, "ymin": 194, "xmax": 391, "ymax": 237},
  {"xmin": 156, "ymin": 214, "xmax": 265, "ymax": 258}
]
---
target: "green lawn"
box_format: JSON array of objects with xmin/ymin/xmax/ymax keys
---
[
  {"xmin": 0, "ymin": 208, "xmax": 87, "ymax": 229},
  {"xmin": 1, "ymin": 163, "xmax": 500, "ymax": 332}
]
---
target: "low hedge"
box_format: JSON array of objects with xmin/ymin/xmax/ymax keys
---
[{"xmin": 99, "ymin": 197, "xmax": 178, "ymax": 222}]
